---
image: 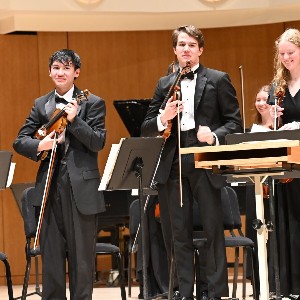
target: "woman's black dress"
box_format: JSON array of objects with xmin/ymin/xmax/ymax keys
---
[{"xmin": 276, "ymin": 88, "xmax": 300, "ymax": 296}]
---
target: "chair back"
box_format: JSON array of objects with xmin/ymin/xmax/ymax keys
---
[
  {"xmin": 225, "ymin": 186, "xmax": 242, "ymax": 230},
  {"xmin": 21, "ymin": 187, "xmax": 38, "ymax": 238},
  {"xmin": 193, "ymin": 186, "xmax": 234, "ymax": 231},
  {"xmin": 221, "ymin": 186, "xmax": 235, "ymax": 230},
  {"xmin": 128, "ymin": 199, "xmax": 140, "ymax": 237}
]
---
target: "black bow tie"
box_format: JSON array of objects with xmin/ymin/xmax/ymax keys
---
[
  {"xmin": 55, "ymin": 96, "xmax": 68, "ymax": 105},
  {"xmin": 181, "ymin": 68, "xmax": 198, "ymax": 80}
]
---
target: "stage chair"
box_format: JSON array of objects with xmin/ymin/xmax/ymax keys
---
[
  {"xmin": 193, "ymin": 186, "xmax": 258, "ymax": 300},
  {"xmin": 0, "ymin": 252, "xmax": 14, "ymax": 300},
  {"xmin": 15, "ymin": 186, "xmax": 42, "ymax": 300},
  {"xmin": 95, "ymin": 242, "xmax": 127, "ymax": 300}
]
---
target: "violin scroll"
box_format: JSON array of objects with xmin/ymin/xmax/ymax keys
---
[{"xmin": 161, "ymin": 61, "xmax": 191, "ymax": 140}]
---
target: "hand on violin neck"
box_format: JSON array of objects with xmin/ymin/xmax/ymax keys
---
[
  {"xmin": 64, "ymin": 98, "xmax": 78, "ymax": 123},
  {"xmin": 37, "ymin": 130, "xmax": 64, "ymax": 152},
  {"xmin": 270, "ymin": 104, "xmax": 284, "ymax": 119},
  {"xmin": 160, "ymin": 98, "xmax": 184, "ymax": 124}
]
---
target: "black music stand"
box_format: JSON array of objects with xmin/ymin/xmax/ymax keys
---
[
  {"xmin": 102, "ymin": 137, "xmax": 164, "ymax": 300},
  {"xmin": 0, "ymin": 151, "xmax": 13, "ymax": 190}
]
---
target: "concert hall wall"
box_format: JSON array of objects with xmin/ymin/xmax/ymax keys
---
[{"xmin": 0, "ymin": 20, "xmax": 299, "ymax": 285}]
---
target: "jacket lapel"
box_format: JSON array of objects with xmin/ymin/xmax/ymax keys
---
[
  {"xmin": 73, "ymin": 85, "xmax": 83, "ymax": 116},
  {"xmin": 65, "ymin": 86, "xmax": 85, "ymax": 153},
  {"xmin": 45, "ymin": 91, "xmax": 56, "ymax": 119},
  {"xmin": 194, "ymin": 65, "xmax": 207, "ymax": 111}
]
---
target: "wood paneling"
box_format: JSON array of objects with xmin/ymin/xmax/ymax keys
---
[
  {"xmin": 0, "ymin": 34, "xmax": 40, "ymax": 284},
  {"xmin": 0, "ymin": 21, "xmax": 298, "ymax": 285},
  {"xmin": 201, "ymin": 23, "xmax": 285, "ymax": 128},
  {"xmin": 67, "ymin": 30, "xmax": 175, "ymax": 171}
]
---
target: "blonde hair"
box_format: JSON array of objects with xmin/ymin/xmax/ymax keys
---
[{"xmin": 273, "ymin": 28, "xmax": 300, "ymax": 95}]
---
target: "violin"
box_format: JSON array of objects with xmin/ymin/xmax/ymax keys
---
[
  {"xmin": 161, "ymin": 61, "xmax": 191, "ymax": 140},
  {"xmin": 35, "ymin": 89, "xmax": 90, "ymax": 160},
  {"xmin": 272, "ymin": 88, "xmax": 293, "ymax": 184}
]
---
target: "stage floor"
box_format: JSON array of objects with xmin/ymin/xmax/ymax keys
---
[{"xmin": 0, "ymin": 282, "xmax": 283, "ymax": 300}]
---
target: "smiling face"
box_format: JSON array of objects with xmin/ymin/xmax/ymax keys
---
[
  {"xmin": 278, "ymin": 40, "xmax": 300, "ymax": 72},
  {"xmin": 173, "ymin": 32, "xmax": 203, "ymax": 68},
  {"xmin": 49, "ymin": 61, "xmax": 80, "ymax": 95},
  {"xmin": 255, "ymin": 90, "xmax": 270, "ymax": 117}
]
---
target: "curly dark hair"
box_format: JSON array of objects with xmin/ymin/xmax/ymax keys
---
[{"xmin": 49, "ymin": 49, "xmax": 81, "ymax": 70}]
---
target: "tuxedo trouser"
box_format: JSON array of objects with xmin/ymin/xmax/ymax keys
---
[
  {"xmin": 158, "ymin": 130, "xmax": 228, "ymax": 298},
  {"xmin": 40, "ymin": 162, "xmax": 97, "ymax": 300}
]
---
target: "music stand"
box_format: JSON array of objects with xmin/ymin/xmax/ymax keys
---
[
  {"xmin": 0, "ymin": 151, "xmax": 13, "ymax": 190},
  {"xmin": 100, "ymin": 137, "xmax": 164, "ymax": 300},
  {"xmin": 10, "ymin": 182, "xmax": 35, "ymax": 215}
]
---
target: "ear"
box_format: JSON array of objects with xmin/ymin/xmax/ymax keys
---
[
  {"xmin": 74, "ymin": 68, "xmax": 80, "ymax": 78},
  {"xmin": 199, "ymin": 47, "xmax": 204, "ymax": 56}
]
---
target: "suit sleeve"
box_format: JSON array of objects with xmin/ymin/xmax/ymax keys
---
[
  {"xmin": 67, "ymin": 96, "xmax": 106, "ymax": 152},
  {"xmin": 13, "ymin": 99, "xmax": 44, "ymax": 162},
  {"xmin": 213, "ymin": 72, "xmax": 242, "ymax": 144}
]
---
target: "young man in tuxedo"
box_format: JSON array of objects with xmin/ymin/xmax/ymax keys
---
[
  {"xmin": 141, "ymin": 25, "xmax": 242, "ymax": 300},
  {"xmin": 13, "ymin": 49, "xmax": 106, "ymax": 300}
]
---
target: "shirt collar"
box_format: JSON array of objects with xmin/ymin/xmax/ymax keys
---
[{"xmin": 55, "ymin": 85, "xmax": 74, "ymax": 102}]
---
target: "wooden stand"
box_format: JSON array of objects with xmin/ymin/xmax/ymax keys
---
[{"xmin": 180, "ymin": 140, "xmax": 300, "ymax": 300}]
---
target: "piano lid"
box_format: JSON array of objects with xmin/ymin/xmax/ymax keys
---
[{"xmin": 113, "ymin": 99, "xmax": 152, "ymax": 137}]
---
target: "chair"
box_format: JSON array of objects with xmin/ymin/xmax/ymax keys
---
[
  {"xmin": 95, "ymin": 243, "xmax": 127, "ymax": 300},
  {"xmin": 15, "ymin": 186, "xmax": 42, "ymax": 300},
  {"xmin": 0, "ymin": 252, "xmax": 14, "ymax": 300},
  {"xmin": 193, "ymin": 186, "xmax": 258, "ymax": 300}
]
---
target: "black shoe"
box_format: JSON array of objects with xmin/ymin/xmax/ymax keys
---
[
  {"xmin": 181, "ymin": 297, "xmax": 193, "ymax": 300},
  {"xmin": 200, "ymin": 290, "xmax": 209, "ymax": 300},
  {"xmin": 172, "ymin": 291, "xmax": 181, "ymax": 300},
  {"xmin": 208, "ymin": 298, "xmax": 221, "ymax": 300}
]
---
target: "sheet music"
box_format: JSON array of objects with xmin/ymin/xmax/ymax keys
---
[
  {"xmin": 98, "ymin": 138, "xmax": 125, "ymax": 191},
  {"xmin": 6, "ymin": 162, "xmax": 16, "ymax": 188}
]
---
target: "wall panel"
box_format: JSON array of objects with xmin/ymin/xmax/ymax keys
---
[
  {"xmin": 0, "ymin": 34, "xmax": 40, "ymax": 284},
  {"xmin": 67, "ymin": 30, "xmax": 175, "ymax": 171},
  {"xmin": 201, "ymin": 23, "xmax": 285, "ymax": 128}
]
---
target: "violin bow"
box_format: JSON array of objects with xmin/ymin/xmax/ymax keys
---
[{"xmin": 33, "ymin": 133, "xmax": 58, "ymax": 250}]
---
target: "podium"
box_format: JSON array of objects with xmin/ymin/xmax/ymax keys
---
[{"xmin": 180, "ymin": 140, "xmax": 300, "ymax": 300}]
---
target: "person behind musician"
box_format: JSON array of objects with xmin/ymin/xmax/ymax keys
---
[
  {"xmin": 250, "ymin": 85, "xmax": 274, "ymax": 131},
  {"xmin": 141, "ymin": 25, "xmax": 242, "ymax": 300},
  {"xmin": 13, "ymin": 49, "xmax": 106, "ymax": 300},
  {"xmin": 269, "ymin": 28, "xmax": 300, "ymax": 299}
]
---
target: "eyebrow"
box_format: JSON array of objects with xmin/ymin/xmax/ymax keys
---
[{"xmin": 177, "ymin": 41, "xmax": 198, "ymax": 45}]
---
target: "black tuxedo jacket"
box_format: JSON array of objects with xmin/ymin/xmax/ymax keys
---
[
  {"xmin": 141, "ymin": 64, "xmax": 242, "ymax": 185},
  {"xmin": 13, "ymin": 86, "xmax": 106, "ymax": 215}
]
